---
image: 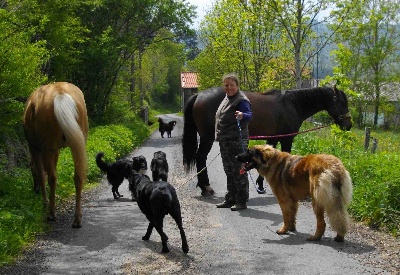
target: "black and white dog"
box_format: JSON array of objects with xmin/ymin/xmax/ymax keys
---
[
  {"xmin": 96, "ymin": 152, "xmax": 133, "ymax": 199},
  {"xmin": 150, "ymin": 151, "xmax": 169, "ymax": 181},
  {"xmin": 158, "ymin": 117, "xmax": 177, "ymax": 138},
  {"xmin": 129, "ymin": 155, "xmax": 189, "ymax": 254}
]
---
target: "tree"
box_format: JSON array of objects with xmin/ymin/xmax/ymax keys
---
[
  {"xmin": 330, "ymin": 0, "xmax": 400, "ymax": 127},
  {"xmin": 72, "ymin": 0, "xmax": 195, "ymax": 119},
  {"xmin": 191, "ymin": 0, "xmax": 278, "ymax": 91},
  {"xmin": 266, "ymin": 0, "xmax": 347, "ymax": 88},
  {"xmin": 0, "ymin": 0, "xmax": 49, "ymax": 132},
  {"xmin": 142, "ymin": 29, "xmax": 186, "ymax": 110}
]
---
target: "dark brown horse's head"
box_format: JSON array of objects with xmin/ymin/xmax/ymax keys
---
[{"xmin": 326, "ymin": 86, "xmax": 352, "ymax": 131}]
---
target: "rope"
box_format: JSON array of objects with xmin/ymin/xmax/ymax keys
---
[
  {"xmin": 182, "ymin": 123, "xmax": 330, "ymax": 188},
  {"xmin": 249, "ymin": 125, "xmax": 329, "ymax": 140},
  {"xmin": 181, "ymin": 152, "xmax": 221, "ymax": 187},
  {"xmin": 237, "ymin": 119, "xmax": 259, "ymax": 192}
]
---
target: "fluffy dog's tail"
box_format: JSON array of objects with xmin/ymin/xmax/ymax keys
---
[
  {"xmin": 95, "ymin": 152, "xmax": 109, "ymax": 173},
  {"xmin": 314, "ymin": 166, "xmax": 353, "ymax": 237}
]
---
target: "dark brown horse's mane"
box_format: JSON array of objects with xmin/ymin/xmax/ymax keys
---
[
  {"xmin": 258, "ymin": 89, "xmax": 281, "ymax": 95},
  {"xmin": 258, "ymin": 86, "xmax": 333, "ymax": 96}
]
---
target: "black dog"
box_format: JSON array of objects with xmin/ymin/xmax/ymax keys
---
[
  {"xmin": 151, "ymin": 151, "xmax": 169, "ymax": 181},
  {"xmin": 129, "ymin": 156, "xmax": 189, "ymax": 254},
  {"xmin": 158, "ymin": 117, "xmax": 177, "ymax": 138},
  {"xmin": 96, "ymin": 152, "xmax": 133, "ymax": 199}
]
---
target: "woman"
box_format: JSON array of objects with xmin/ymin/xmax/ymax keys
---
[{"xmin": 215, "ymin": 73, "xmax": 252, "ymax": 211}]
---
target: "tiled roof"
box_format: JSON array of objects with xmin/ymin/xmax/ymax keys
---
[{"xmin": 181, "ymin": 72, "xmax": 199, "ymax": 88}]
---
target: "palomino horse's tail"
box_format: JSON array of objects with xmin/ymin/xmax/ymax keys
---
[
  {"xmin": 182, "ymin": 93, "xmax": 199, "ymax": 173},
  {"xmin": 54, "ymin": 93, "xmax": 87, "ymax": 183}
]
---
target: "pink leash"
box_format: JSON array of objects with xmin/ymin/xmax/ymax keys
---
[{"xmin": 249, "ymin": 125, "xmax": 329, "ymax": 140}]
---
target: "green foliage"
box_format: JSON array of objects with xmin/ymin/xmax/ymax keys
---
[
  {"xmin": 142, "ymin": 29, "xmax": 186, "ymax": 111},
  {"xmin": 349, "ymin": 152, "xmax": 400, "ymax": 235},
  {"xmin": 329, "ymin": 0, "xmax": 400, "ymax": 127},
  {"xmin": 291, "ymin": 122, "xmax": 399, "ymax": 236},
  {"xmin": 0, "ymin": 119, "xmax": 150, "ymax": 267},
  {"xmin": 0, "ymin": 170, "xmax": 45, "ymax": 265}
]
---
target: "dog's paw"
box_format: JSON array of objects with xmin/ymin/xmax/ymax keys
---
[
  {"xmin": 307, "ymin": 235, "xmax": 322, "ymax": 241},
  {"xmin": 334, "ymin": 235, "xmax": 344, "ymax": 242},
  {"xmin": 276, "ymin": 227, "xmax": 289, "ymax": 235},
  {"xmin": 288, "ymin": 226, "xmax": 296, "ymax": 232}
]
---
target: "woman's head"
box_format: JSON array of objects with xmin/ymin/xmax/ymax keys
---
[{"xmin": 222, "ymin": 73, "xmax": 239, "ymax": 97}]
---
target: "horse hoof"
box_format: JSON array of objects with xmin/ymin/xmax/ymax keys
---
[
  {"xmin": 72, "ymin": 222, "xmax": 82, "ymax": 228},
  {"xmin": 205, "ymin": 186, "xmax": 215, "ymax": 195}
]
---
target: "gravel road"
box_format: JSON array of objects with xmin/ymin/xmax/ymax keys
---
[{"xmin": 1, "ymin": 114, "xmax": 398, "ymax": 275}]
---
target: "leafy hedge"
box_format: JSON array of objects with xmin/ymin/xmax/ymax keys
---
[
  {"xmin": 291, "ymin": 124, "xmax": 399, "ymax": 236},
  {"xmin": 0, "ymin": 117, "xmax": 150, "ymax": 266}
]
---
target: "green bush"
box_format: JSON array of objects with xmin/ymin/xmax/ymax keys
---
[
  {"xmin": 0, "ymin": 117, "xmax": 151, "ymax": 267},
  {"xmin": 249, "ymin": 122, "xmax": 400, "ymax": 236},
  {"xmin": 291, "ymin": 123, "xmax": 399, "ymax": 236},
  {"xmin": 0, "ymin": 170, "xmax": 44, "ymax": 265}
]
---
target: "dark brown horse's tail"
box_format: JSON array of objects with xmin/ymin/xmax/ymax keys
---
[
  {"xmin": 182, "ymin": 94, "xmax": 199, "ymax": 173},
  {"xmin": 54, "ymin": 93, "xmax": 88, "ymax": 183}
]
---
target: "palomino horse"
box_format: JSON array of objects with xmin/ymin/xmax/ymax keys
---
[
  {"xmin": 182, "ymin": 86, "xmax": 352, "ymax": 196},
  {"xmin": 23, "ymin": 82, "xmax": 89, "ymax": 228}
]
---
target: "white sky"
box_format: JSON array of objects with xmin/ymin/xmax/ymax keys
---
[
  {"xmin": 186, "ymin": 0, "xmax": 331, "ymax": 28},
  {"xmin": 186, "ymin": 0, "xmax": 213, "ymax": 28}
]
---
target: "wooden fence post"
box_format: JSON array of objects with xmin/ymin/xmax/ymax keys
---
[
  {"xmin": 371, "ymin": 138, "xmax": 378, "ymax": 153},
  {"xmin": 364, "ymin": 127, "xmax": 371, "ymax": 151}
]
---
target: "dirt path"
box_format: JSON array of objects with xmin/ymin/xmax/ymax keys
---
[{"xmin": 1, "ymin": 114, "xmax": 398, "ymax": 275}]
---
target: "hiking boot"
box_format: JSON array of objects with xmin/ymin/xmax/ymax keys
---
[
  {"xmin": 216, "ymin": 201, "xmax": 235, "ymax": 208},
  {"xmin": 256, "ymin": 187, "xmax": 266, "ymax": 194},
  {"xmin": 230, "ymin": 203, "xmax": 247, "ymax": 211}
]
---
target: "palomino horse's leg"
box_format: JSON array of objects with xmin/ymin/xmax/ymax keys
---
[
  {"xmin": 29, "ymin": 148, "xmax": 48, "ymax": 207},
  {"xmin": 43, "ymin": 151, "xmax": 59, "ymax": 222},
  {"xmin": 72, "ymin": 168, "xmax": 83, "ymax": 228}
]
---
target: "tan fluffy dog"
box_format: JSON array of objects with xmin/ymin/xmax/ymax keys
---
[{"xmin": 236, "ymin": 145, "xmax": 353, "ymax": 242}]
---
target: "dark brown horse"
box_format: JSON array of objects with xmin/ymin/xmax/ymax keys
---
[
  {"xmin": 182, "ymin": 86, "xmax": 352, "ymax": 196},
  {"xmin": 23, "ymin": 82, "xmax": 89, "ymax": 228}
]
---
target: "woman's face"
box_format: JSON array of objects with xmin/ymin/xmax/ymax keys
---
[{"xmin": 223, "ymin": 78, "xmax": 239, "ymax": 97}]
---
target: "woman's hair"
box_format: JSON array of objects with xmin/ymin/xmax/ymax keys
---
[{"xmin": 222, "ymin": 73, "xmax": 239, "ymax": 86}]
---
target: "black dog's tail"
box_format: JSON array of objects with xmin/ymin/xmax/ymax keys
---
[
  {"xmin": 159, "ymin": 170, "xmax": 168, "ymax": 182},
  {"xmin": 95, "ymin": 152, "xmax": 109, "ymax": 173},
  {"xmin": 150, "ymin": 185, "xmax": 173, "ymax": 213}
]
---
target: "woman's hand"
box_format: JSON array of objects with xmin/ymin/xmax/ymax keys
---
[{"xmin": 235, "ymin": 111, "xmax": 243, "ymax": 120}]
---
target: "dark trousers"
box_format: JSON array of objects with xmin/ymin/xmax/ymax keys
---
[{"xmin": 219, "ymin": 140, "xmax": 249, "ymax": 204}]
